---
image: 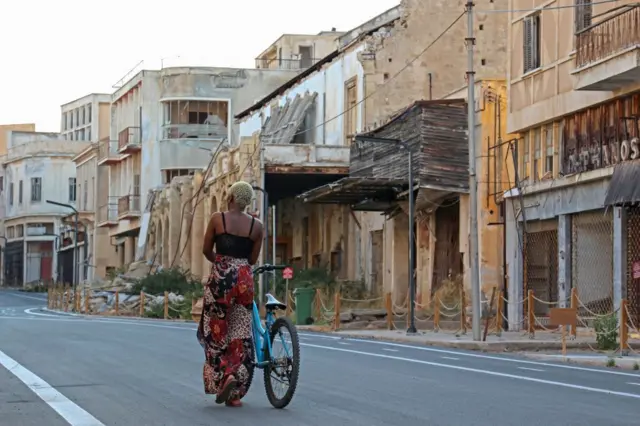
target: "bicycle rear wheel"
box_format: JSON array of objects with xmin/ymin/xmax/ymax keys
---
[{"xmin": 263, "ymin": 316, "xmax": 300, "ymax": 409}]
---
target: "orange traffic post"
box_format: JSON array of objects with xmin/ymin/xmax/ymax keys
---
[
  {"xmin": 286, "ymin": 290, "xmax": 293, "ymax": 317},
  {"xmin": 85, "ymin": 288, "xmax": 91, "ymax": 314},
  {"xmin": 164, "ymin": 291, "xmax": 169, "ymax": 320},
  {"xmin": 460, "ymin": 286, "xmax": 467, "ymax": 334},
  {"xmin": 621, "ymin": 299, "xmax": 629, "ymax": 354},
  {"xmin": 140, "ymin": 292, "xmax": 145, "ymax": 317},
  {"xmin": 496, "ymin": 290, "xmax": 503, "ymax": 336},
  {"xmin": 75, "ymin": 290, "xmax": 81, "ymax": 312},
  {"xmin": 58, "ymin": 285, "xmax": 63, "ymax": 310},
  {"xmin": 334, "ymin": 292, "xmax": 341, "ymax": 331},
  {"xmin": 434, "ymin": 291, "xmax": 441, "ymax": 332},
  {"xmin": 527, "ymin": 289, "xmax": 535, "ymax": 337},
  {"xmin": 115, "ymin": 290, "xmax": 120, "ymax": 316},
  {"xmin": 385, "ymin": 293, "xmax": 393, "ymax": 330},
  {"xmin": 63, "ymin": 286, "xmax": 69, "ymax": 312},
  {"xmin": 570, "ymin": 287, "xmax": 578, "ymax": 338}
]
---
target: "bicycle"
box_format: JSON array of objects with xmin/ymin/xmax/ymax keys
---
[{"xmin": 245, "ymin": 264, "xmax": 300, "ymax": 409}]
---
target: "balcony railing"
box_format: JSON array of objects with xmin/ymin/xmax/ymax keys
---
[
  {"xmin": 576, "ymin": 6, "xmax": 640, "ymax": 68},
  {"xmin": 118, "ymin": 194, "xmax": 141, "ymax": 218},
  {"xmin": 97, "ymin": 138, "xmax": 119, "ymax": 164},
  {"xmin": 255, "ymin": 57, "xmax": 321, "ymax": 71},
  {"xmin": 162, "ymin": 123, "xmax": 227, "ymax": 140},
  {"xmin": 97, "ymin": 200, "xmax": 118, "ymax": 225},
  {"xmin": 118, "ymin": 126, "xmax": 141, "ymax": 150}
]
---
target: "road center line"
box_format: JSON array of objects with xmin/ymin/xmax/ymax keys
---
[
  {"xmin": 298, "ymin": 342, "xmax": 640, "ymax": 400},
  {"xmin": 0, "ymin": 349, "xmax": 105, "ymax": 426},
  {"xmin": 382, "ymin": 348, "xmax": 399, "ymax": 352},
  {"xmin": 518, "ymin": 367, "xmax": 545, "ymax": 372},
  {"xmin": 297, "ymin": 333, "xmax": 640, "ymax": 378},
  {"xmin": 627, "ymin": 382, "xmax": 640, "ymax": 386},
  {"xmin": 442, "ymin": 356, "xmax": 460, "ymax": 361}
]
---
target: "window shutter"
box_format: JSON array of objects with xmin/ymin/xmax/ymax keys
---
[
  {"xmin": 575, "ymin": 0, "xmax": 593, "ymax": 32},
  {"xmin": 532, "ymin": 15, "xmax": 539, "ymax": 69},
  {"xmin": 523, "ymin": 17, "xmax": 532, "ymax": 72}
]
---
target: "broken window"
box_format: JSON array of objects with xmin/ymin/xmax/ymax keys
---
[
  {"xmin": 299, "ymin": 46, "xmax": 313, "ymax": 68},
  {"xmin": 344, "ymin": 77, "xmax": 358, "ymax": 145},
  {"xmin": 162, "ymin": 100, "xmax": 229, "ymax": 139},
  {"xmin": 292, "ymin": 101, "xmax": 316, "ymax": 144},
  {"xmin": 545, "ymin": 124, "xmax": 554, "ymax": 175},
  {"xmin": 163, "ymin": 169, "xmax": 195, "ymax": 184},
  {"xmin": 69, "ymin": 178, "xmax": 76, "ymax": 202},
  {"xmin": 533, "ymin": 128, "xmax": 541, "ymax": 181},
  {"xmin": 31, "ymin": 177, "xmax": 42, "ymax": 202}
]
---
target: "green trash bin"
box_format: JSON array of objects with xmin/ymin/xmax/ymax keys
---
[{"xmin": 293, "ymin": 288, "xmax": 315, "ymax": 325}]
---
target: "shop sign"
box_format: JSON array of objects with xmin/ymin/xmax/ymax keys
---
[{"xmin": 566, "ymin": 138, "xmax": 640, "ymax": 174}]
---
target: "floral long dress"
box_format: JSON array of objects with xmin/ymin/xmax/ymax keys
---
[{"xmin": 197, "ymin": 254, "xmax": 255, "ymax": 400}]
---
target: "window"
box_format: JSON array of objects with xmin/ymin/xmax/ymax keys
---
[
  {"xmin": 163, "ymin": 169, "xmax": 195, "ymax": 184},
  {"xmin": 87, "ymin": 127, "xmax": 91, "ymax": 141},
  {"xmin": 18, "ymin": 180, "xmax": 23, "ymax": 204},
  {"xmin": 523, "ymin": 14, "xmax": 541, "ymax": 73},
  {"xmin": 9, "ymin": 182, "xmax": 13, "ymax": 206},
  {"xmin": 31, "ymin": 177, "xmax": 42, "ymax": 202},
  {"xmin": 70, "ymin": 111, "xmax": 74, "ymax": 128},
  {"xmin": 16, "ymin": 225, "xmax": 23, "ymax": 238},
  {"xmin": 6, "ymin": 226, "xmax": 14, "ymax": 239},
  {"xmin": 0, "ymin": 176, "xmax": 3, "ymax": 192},
  {"xmin": 133, "ymin": 174, "xmax": 141, "ymax": 196},
  {"xmin": 545, "ymin": 124, "xmax": 554, "ymax": 175},
  {"xmin": 575, "ymin": 0, "xmax": 592, "ymax": 33},
  {"xmin": 521, "ymin": 133, "xmax": 530, "ymax": 182},
  {"xmin": 82, "ymin": 107, "xmax": 86, "ymax": 125},
  {"xmin": 83, "ymin": 180, "xmax": 88, "ymax": 211},
  {"xmin": 87, "ymin": 104, "xmax": 92, "ymax": 123},
  {"xmin": 69, "ymin": 178, "xmax": 76, "ymax": 202},
  {"xmin": 344, "ymin": 77, "xmax": 358, "ymax": 145},
  {"xmin": 533, "ymin": 128, "xmax": 541, "ymax": 181}
]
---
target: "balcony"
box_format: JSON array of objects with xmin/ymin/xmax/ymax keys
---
[
  {"xmin": 118, "ymin": 194, "xmax": 141, "ymax": 219},
  {"xmin": 162, "ymin": 123, "xmax": 227, "ymax": 141},
  {"xmin": 574, "ymin": 6, "xmax": 640, "ymax": 91},
  {"xmin": 255, "ymin": 57, "xmax": 321, "ymax": 71},
  {"xmin": 97, "ymin": 138, "xmax": 120, "ymax": 166},
  {"xmin": 97, "ymin": 199, "xmax": 118, "ymax": 227},
  {"xmin": 118, "ymin": 126, "xmax": 141, "ymax": 153}
]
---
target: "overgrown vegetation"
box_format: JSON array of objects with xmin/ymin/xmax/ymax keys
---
[
  {"xmin": 606, "ymin": 357, "xmax": 616, "ymax": 368},
  {"xmin": 594, "ymin": 313, "xmax": 618, "ymax": 351},
  {"xmin": 633, "ymin": 362, "xmax": 639, "ymax": 371},
  {"xmin": 106, "ymin": 265, "xmax": 127, "ymax": 281}
]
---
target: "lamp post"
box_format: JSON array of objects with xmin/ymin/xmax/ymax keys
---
[
  {"xmin": 252, "ymin": 186, "xmax": 269, "ymax": 308},
  {"xmin": 353, "ymin": 135, "xmax": 417, "ymax": 335},
  {"xmin": 46, "ymin": 200, "xmax": 79, "ymax": 296}
]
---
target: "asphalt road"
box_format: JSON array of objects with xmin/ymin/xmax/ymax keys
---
[{"xmin": 1, "ymin": 289, "xmax": 639, "ymax": 426}]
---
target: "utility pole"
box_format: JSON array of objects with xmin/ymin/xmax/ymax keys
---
[{"xmin": 466, "ymin": 1, "xmax": 482, "ymax": 341}]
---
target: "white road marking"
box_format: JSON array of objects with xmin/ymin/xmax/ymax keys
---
[
  {"xmin": 627, "ymin": 382, "xmax": 640, "ymax": 386},
  {"xmin": 297, "ymin": 333, "xmax": 640, "ymax": 378},
  {"xmin": 298, "ymin": 342, "xmax": 640, "ymax": 399},
  {"xmin": 382, "ymin": 348, "xmax": 399, "ymax": 352},
  {"xmin": 24, "ymin": 308, "xmax": 75, "ymax": 318},
  {"xmin": 442, "ymin": 356, "xmax": 460, "ymax": 361},
  {"xmin": 0, "ymin": 349, "xmax": 105, "ymax": 425},
  {"xmin": 518, "ymin": 367, "xmax": 545, "ymax": 372},
  {"xmin": 4, "ymin": 292, "xmax": 48, "ymax": 302},
  {"xmin": 337, "ymin": 342, "xmax": 350, "ymax": 345}
]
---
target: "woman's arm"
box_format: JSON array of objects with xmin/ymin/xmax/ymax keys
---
[
  {"xmin": 249, "ymin": 220, "xmax": 264, "ymax": 265},
  {"xmin": 202, "ymin": 213, "xmax": 218, "ymax": 263}
]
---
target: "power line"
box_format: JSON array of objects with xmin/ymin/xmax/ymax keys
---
[
  {"xmin": 477, "ymin": 0, "xmax": 623, "ymax": 13},
  {"xmin": 237, "ymin": 10, "xmax": 467, "ymax": 180}
]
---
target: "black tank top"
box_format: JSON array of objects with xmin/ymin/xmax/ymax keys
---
[{"xmin": 214, "ymin": 212, "xmax": 255, "ymax": 260}]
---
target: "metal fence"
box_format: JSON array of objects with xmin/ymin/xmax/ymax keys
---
[
  {"xmin": 524, "ymin": 220, "xmax": 559, "ymax": 318},
  {"xmin": 627, "ymin": 206, "xmax": 640, "ymax": 325},
  {"xmin": 572, "ymin": 209, "xmax": 614, "ymax": 317}
]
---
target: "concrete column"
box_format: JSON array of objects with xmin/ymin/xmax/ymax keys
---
[
  {"xmin": 613, "ymin": 206, "xmax": 627, "ymax": 325},
  {"xmin": 191, "ymin": 190, "xmax": 204, "ymax": 280},
  {"xmin": 124, "ymin": 237, "xmax": 135, "ymax": 265},
  {"xmin": 505, "ymin": 199, "xmax": 523, "ymax": 331},
  {"xmin": 168, "ymin": 183, "xmax": 181, "ymax": 268},
  {"xmin": 557, "ymin": 214, "xmax": 572, "ymax": 308},
  {"xmin": 23, "ymin": 240, "xmax": 27, "ymax": 287},
  {"xmin": 180, "ymin": 183, "xmax": 193, "ymax": 271}
]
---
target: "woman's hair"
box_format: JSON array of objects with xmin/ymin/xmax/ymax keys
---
[{"xmin": 228, "ymin": 181, "xmax": 254, "ymax": 210}]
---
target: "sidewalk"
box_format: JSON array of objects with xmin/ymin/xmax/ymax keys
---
[
  {"xmin": 521, "ymin": 352, "xmax": 640, "ymax": 370},
  {"xmin": 298, "ymin": 326, "xmax": 639, "ymax": 353}
]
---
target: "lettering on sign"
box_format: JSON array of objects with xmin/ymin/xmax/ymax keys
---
[
  {"xmin": 565, "ymin": 137, "xmax": 640, "ymax": 174},
  {"xmin": 282, "ymin": 267, "xmax": 293, "ymax": 280}
]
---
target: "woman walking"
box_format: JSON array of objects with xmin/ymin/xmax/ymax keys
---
[{"xmin": 197, "ymin": 181, "xmax": 263, "ymax": 407}]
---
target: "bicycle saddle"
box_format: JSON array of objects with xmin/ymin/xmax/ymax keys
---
[{"xmin": 265, "ymin": 293, "xmax": 287, "ymax": 310}]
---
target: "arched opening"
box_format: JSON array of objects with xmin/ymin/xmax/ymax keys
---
[
  {"xmin": 155, "ymin": 220, "xmax": 163, "ymax": 267},
  {"xmin": 162, "ymin": 218, "xmax": 170, "ymax": 268}
]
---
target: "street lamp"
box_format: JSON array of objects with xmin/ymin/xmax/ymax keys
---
[
  {"xmin": 46, "ymin": 200, "xmax": 79, "ymax": 296},
  {"xmin": 353, "ymin": 135, "xmax": 417, "ymax": 335}
]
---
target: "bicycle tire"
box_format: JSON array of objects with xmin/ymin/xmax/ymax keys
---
[{"xmin": 263, "ymin": 316, "xmax": 300, "ymax": 409}]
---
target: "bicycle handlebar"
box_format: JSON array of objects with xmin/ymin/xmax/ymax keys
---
[{"xmin": 252, "ymin": 264, "xmax": 288, "ymax": 275}]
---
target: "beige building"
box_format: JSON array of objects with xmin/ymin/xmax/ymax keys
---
[
  {"xmin": 505, "ymin": 0, "xmax": 640, "ymax": 329},
  {"xmin": 60, "ymin": 94, "xmax": 111, "ymax": 142},
  {"xmin": 97, "ymin": 66, "xmax": 300, "ymax": 269},
  {"xmin": 255, "ymin": 31, "xmax": 344, "ymax": 71}
]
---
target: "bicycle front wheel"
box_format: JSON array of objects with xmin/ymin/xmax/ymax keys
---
[{"xmin": 263, "ymin": 316, "xmax": 300, "ymax": 409}]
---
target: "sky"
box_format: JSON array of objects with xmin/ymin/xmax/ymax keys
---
[{"xmin": 0, "ymin": 0, "xmax": 399, "ymax": 132}]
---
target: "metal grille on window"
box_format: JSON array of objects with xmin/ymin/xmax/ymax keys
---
[
  {"xmin": 522, "ymin": 133, "xmax": 530, "ymax": 183},
  {"xmin": 575, "ymin": 0, "xmax": 592, "ymax": 33},
  {"xmin": 572, "ymin": 210, "xmax": 614, "ymax": 319},
  {"xmin": 626, "ymin": 206, "xmax": 640, "ymax": 326},
  {"xmin": 533, "ymin": 128, "xmax": 541, "ymax": 181},
  {"xmin": 545, "ymin": 124, "xmax": 553, "ymax": 175},
  {"xmin": 523, "ymin": 220, "xmax": 558, "ymax": 326}
]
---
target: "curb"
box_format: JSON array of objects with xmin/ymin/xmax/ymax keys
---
[
  {"xmin": 520, "ymin": 353, "xmax": 640, "ymax": 371},
  {"xmin": 297, "ymin": 327, "xmax": 597, "ymax": 352}
]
